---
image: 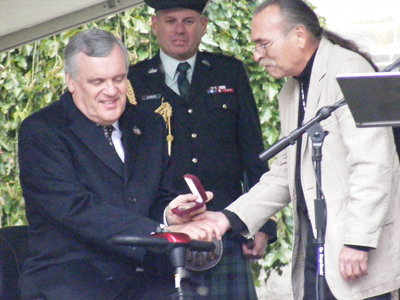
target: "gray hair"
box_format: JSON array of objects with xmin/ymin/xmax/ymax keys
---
[
  {"xmin": 254, "ymin": 0, "xmax": 322, "ymax": 38},
  {"xmin": 254, "ymin": 0, "xmax": 377, "ymax": 70},
  {"xmin": 64, "ymin": 28, "xmax": 129, "ymax": 79}
]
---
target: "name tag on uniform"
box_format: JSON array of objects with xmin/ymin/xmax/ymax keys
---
[
  {"xmin": 207, "ymin": 85, "xmax": 235, "ymax": 94},
  {"xmin": 147, "ymin": 68, "xmax": 158, "ymax": 74},
  {"xmin": 141, "ymin": 94, "xmax": 162, "ymax": 101}
]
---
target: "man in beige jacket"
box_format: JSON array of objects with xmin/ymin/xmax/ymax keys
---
[{"xmin": 195, "ymin": 0, "xmax": 400, "ymax": 299}]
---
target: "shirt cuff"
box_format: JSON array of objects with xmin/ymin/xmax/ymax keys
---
[{"xmin": 163, "ymin": 208, "xmax": 168, "ymax": 226}]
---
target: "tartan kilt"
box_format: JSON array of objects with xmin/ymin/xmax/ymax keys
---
[{"xmin": 191, "ymin": 235, "xmax": 258, "ymax": 300}]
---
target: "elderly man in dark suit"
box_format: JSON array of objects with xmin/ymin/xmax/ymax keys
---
[{"xmin": 18, "ymin": 28, "xmax": 219, "ymax": 300}]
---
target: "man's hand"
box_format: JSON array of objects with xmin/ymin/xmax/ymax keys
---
[
  {"xmin": 339, "ymin": 246, "xmax": 369, "ymax": 281},
  {"xmin": 242, "ymin": 232, "xmax": 269, "ymax": 259},
  {"xmin": 167, "ymin": 220, "xmax": 221, "ymax": 241},
  {"xmin": 193, "ymin": 211, "xmax": 231, "ymax": 237},
  {"xmin": 166, "ymin": 191, "xmax": 213, "ymax": 225}
]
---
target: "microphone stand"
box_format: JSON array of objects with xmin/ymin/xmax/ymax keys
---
[
  {"xmin": 306, "ymin": 121, "xmax": 327, "ymax": 300},
  {"xmin": 258, "ymin": 57, "xmax": 400, "ymax": 300},
  {"xmin": 260, "ymin": 102, "xmax": 343, "ymax": 300},
  {"xmin": 111, "ymin": 234, "xmax": 216, "ymax": 300}
]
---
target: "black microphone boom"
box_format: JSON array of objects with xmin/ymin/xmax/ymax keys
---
[
  {"xmin": 110, "ymin": 234, "xmax": 215, "ymax": 252},
  {"xmin": 111, "ymin": 235, "xmax": 169, "ymax": 247},
  {"xmin": 382, "ymin": 57, "xmax": 400, "ymax": 72},
  {"xmin": 259, "ymin": 103, "xmax": 340, "ymax": 162}
]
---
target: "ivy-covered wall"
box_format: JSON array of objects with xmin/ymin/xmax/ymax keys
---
[{"xmin": 0, "ymin": 0, "xmax": 292, "ymax": 281}]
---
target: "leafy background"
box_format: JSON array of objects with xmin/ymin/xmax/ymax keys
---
[{"xmin": 0, "ymin": 0, "xmax": 293, "ymax": 283}]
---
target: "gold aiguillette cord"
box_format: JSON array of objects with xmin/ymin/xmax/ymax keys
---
[{"xmin": 127, "ymin": 80, "xmax": 174, "ymax": 155}]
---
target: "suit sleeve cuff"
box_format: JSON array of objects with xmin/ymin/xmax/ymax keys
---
[
  {"xmin": 258, "ymin": 219, "xmax": 277, "ymax": 244},
  {"xmin": 345, "ymin": 244, "xmax": 371, "ymax": 252},
  {"xmin": 221, "ymin": 209, "xmax": 248, "ymax": 234}
]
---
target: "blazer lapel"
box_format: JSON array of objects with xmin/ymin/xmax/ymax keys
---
[
  {"xmin": 62, "ymin": 94, "xmax": 124, "ymax": 178},
  {"xmin": 120, "ymin": 104, "xmax": 143, "ymax": 182},
  {"xmin": 279, "ymin": 79, "xmax": 299, "ymax": 189},
  {"xmin": 303, "ymin": 38, "xmax": 331, "ymax": 123},
  {"xmin": 302, "ymin": 38, "xmax": 331, "ymax": 153}
]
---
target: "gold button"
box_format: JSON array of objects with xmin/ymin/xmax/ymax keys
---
[
  {"xmin": 192, "ymin": 158, "xmax": 198, "ymax": 163},
  {"xmin": 191, "ymin": 133, "xmax": 197, "ymax": 138},
  {"xmin": 188, "ymin": 109, "xmax": 193, "ymax": 114},
  {"xmin": 222, "ymin": 104, "xmax": 228, "ymax": 109}
]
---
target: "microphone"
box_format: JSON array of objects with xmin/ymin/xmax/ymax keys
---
[
  {"xmin": 110, "ymin": 232, "xmax": 215, "ymax": 252},
  {"xmin": 111, "ymin": 235, "xmax": 169, "ymax": 247},
  {"xmin": 111, "ymin": 233, "xmax": 217, "ymax": 287}
]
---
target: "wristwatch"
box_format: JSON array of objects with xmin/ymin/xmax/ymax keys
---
[{"xmin": 155, "ymin": 224, "xmax": 170, "ymax": 233}]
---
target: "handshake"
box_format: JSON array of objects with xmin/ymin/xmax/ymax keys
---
[{"xmin": 164, "ymin": 174, "xmax": 230, "ymax": 242}]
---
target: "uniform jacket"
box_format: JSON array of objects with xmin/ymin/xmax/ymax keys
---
[
  {"xmin": 128, "ymin": 51, "xmax": 268, "ymax": 212},
  {"xmin": 128, "ymin": 51, "xmax": 274, "ymax": 299},
  {"xmin": 18, "ymin": 92, "xmax": 176, "ymax": 299},
  {"xmin": 227, "ymin": 38, "xmax": 400, "ymax": 299}
]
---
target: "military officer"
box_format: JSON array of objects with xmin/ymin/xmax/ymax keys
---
[{"xmin": 128, "ymin": 0, "xmax": 277, "ymax": 299}]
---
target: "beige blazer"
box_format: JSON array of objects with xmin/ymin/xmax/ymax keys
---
[{"xmin": 227, "ymin": 38, "xmax": 400, "ymax": 300}]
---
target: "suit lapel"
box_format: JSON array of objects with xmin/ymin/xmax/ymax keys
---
[
  {"xmin": 303, "ymin": 38, "xmax": 331, "ymax": 154},
  {"xmin": 279, "ymin": 79, "xmax": 299, "ymax": 188},
  {"xmin": 62, "ymin": 94, "xmax": 124, "ymax": 178},
  {"xmin": 120, "ymin": 104, "xmax": 143, "ymax": 182},
  {"xmin": 303, "ymin": 38, "xmax": 331, "ymax": 123}
]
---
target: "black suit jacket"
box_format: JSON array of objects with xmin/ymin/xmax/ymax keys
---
[
  {"xmin": 128, "ymin": 52, "xmax": 276, "ymax": 237},
  {"xmin": 18, "ymin": 92, "xmax": 176, "ymax": 299}
]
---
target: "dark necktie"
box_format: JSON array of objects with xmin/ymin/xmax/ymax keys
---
[
  {"xmin": 177, "ymin": 62, "xmax": 190, "ymax": 100},
  {"xmin": 103, "ymin": 125, "xmax": 115, "ymax": 149}
]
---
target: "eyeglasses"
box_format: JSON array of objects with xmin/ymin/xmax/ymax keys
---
[{"xmin": 253, "ymin": 27, "xmax": 294, "ymax": 55}]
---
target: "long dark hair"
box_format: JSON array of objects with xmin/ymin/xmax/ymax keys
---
[{"xmin": 255, "ymin": 0, "xmax": 378, "ymax": 71}]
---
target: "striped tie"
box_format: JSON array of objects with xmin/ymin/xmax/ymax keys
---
[
  {"xmin": 103, "ymin": 125, "xmax": 115, "ymax": 149},
  {"xmin": 177, "ymin": 62, "xmax": 190, "ymax": 101}
]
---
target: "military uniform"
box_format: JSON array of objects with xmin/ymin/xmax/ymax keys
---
[{"xmin": 128, "ymin": 51, "xmax": 276, "ymax": 299}]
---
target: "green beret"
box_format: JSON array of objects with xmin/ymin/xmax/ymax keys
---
[{"xmin": 145, "ymin": 0, "xmax": 208, "ymax": 13}]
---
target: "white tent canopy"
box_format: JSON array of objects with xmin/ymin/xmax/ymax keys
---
[{"xmin": 0, "ymin": 0, "xmax": 143, "ymax": 53}]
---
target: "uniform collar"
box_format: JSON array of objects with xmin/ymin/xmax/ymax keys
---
[{"xmin": 159, "ymin": 49, "xmax": 197, "ymax": 81}]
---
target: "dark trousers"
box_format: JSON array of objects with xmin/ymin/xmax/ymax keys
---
[
  {"xmin": 302, "ymin": 216, "xmax": 391, "ymax": 300},
  {"xmin": 20, "ymin": 258, "xmax": 202, "ymax": 300}
]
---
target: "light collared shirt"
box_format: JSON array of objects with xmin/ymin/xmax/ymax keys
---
[
  {"xmin": 159, "ymin": 49, "xmax": 196, "ymax": 95},
  {"xmin": 111, "ymin": 121, "xmax": 125, "ymax": 162}
]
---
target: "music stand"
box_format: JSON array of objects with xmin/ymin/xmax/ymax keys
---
[{"xmin": 336, "ymin": 72, "xmax": 400, "ymax": 127}]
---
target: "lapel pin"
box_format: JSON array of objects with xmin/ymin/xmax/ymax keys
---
[
  {"xmin": 202, "ymin": 59, "xmax": 210, "ymax": 67},
  {"xmin": 133, "ymin": 126, "xmax": 142, "ymax": 136}
]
